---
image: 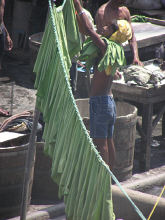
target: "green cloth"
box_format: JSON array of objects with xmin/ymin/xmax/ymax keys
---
[
  {"xmin": 63, "ymin": 0, "xmax": 82, "ymax": 58},
  {"xmin": 34, "ymin": 3, "xmax": 81, "ymax": 121},
  {"xmin": 131, "ymin": 15, "xmax": 148, "ymax": 23},
  {"xmin": 79, "ymin": 37, "xmax": 126, "ymax": 76},
  {"xmin": 33, "ymin": 0, "xmax": 115, "ymax": 219}
]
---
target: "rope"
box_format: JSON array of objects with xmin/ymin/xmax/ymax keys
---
[
  {"xmin": 147, "ymin": 185, "xmax": 165, "ymax": 220},
  {"xmin": 61, "ymin": 0, "xmax": 67, "ymax": 9},
  {"xmin": 109, "ymin": 169, "xmax": 146, "ymax": 220},
  {"xmin": 48, "ymin": 0, "xmax": 146, "ymax": 219}
]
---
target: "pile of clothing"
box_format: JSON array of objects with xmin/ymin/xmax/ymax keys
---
[
  {"xmin": 0, "ymin": 111, "xmax": 41, "ymax": 133},
  {"xmin": 122, "ymin": 64, "xmax": 165, "ymax": 88}
]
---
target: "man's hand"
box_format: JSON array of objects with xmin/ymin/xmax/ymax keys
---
[
  {"xmin": 133, "ymin": 57, "xmax": 143, "ymax": 66},
  {"xmin": 5, "ymin": 35, "xmax": 13, "ymax": 51},
  {"xmin": 113, "ymin": 69, "xmax": 122, "ymax": 80}
]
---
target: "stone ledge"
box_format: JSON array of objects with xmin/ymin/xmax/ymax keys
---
[{"xmin": 9, "ymin": 203, "xmax": 65, "ymax": 220}]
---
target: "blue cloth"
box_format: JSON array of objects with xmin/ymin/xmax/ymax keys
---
[{"xmin": 89, "ymin": 95, "xmax": 116, "ymax": 138}]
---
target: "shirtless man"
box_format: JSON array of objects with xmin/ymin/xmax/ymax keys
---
[
  {"xmin": 0, "ymin": 0, "xmax": 13, "ymax": 71},
  {"xmin": 95, "ymin": 0, "xmax": 142, "ymax": 66},
  {"xmin": 0, "ymin": 0, "xmax": 12, "ymax": 114},
  {"xmin": 74, "ymin": 0, "xmax": 122, "ymax": 170}
]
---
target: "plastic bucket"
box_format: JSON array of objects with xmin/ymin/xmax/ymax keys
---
[{"xmin": 76, "ymin": 99, "xmax": 137, "ymax": 182}]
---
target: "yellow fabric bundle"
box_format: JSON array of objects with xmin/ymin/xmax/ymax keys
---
[
  {"xmin": 104, "ymin": 20, "xmax": 132, "ymax": 75},
  {"xmin": 109, "ymin": 20, "xmax": 132, "ymax": 44}
]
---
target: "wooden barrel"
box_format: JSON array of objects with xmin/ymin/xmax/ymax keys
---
[
  {"xmin": 76, "ymin": 99, "xmax": 137, "ymax": 182},
  {"xmin": 113, "ymin": 102, "xmax": 137, "ymax": 181},
  {"xmin": 29, "ymin": 32, "xmax": 43, "ymax": 71},
  {"xmin": 12, "ymin": 0, "xmax": 32, "ymax": 48},
  {"xmin": 0, "ymin": 135, "xmax": 33, "ymax": 219},
  {"xmin": 31, "ymin": 142, "xmax": 60, "ymax": 202}
]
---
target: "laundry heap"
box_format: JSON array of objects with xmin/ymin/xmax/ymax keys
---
[{"xmin": 122, "ymin": 64, "xmax": 165, "ymax": 87}]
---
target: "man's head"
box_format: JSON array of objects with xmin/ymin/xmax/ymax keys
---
[{"xmin": 101, "ymin": 20, "xmax": 119, "ymax": 38}]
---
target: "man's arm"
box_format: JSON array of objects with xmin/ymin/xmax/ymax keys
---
[
  {"xmin": 0, "ymin": 0, "xmax": 13, "ymax": 50},
  {"xmin": 0, "ymin": 0, "xmax": 5, "ymax": 25},
  {"xmin": 3, "ymin": 25, "xmax": 13, "ymax": 51},
  {"xmin": 74, "ymin": 0, "xmax": 107, "ymax": 55},
  {"xmin": 95, "ymin": 7, "xmax": 104, "ymax": 35},
  {"xmin": 124, "ymin": 7, "xmax": 143, "ymax": 66}
]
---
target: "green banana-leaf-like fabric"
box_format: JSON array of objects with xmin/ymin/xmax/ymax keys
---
[
  {"xmin": 79, "ymin": 37, "xmax": 126, "ymax": 76},
  {"xmin": 33, "ymin": 1, "xmax": 115, "ymax": 219}
]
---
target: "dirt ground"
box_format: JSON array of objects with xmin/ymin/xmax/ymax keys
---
[{"xmin": 0, "ymin": 50, "xmax": 36, "ymax": 123}]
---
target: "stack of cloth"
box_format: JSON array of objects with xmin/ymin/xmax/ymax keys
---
[
  {"xmin": 122, "ymin": 64, "xmax": 165, "ymax": 88},
  {"xmin": 0, "ymin": 111, "xmax": 34, "ymax": 133}
]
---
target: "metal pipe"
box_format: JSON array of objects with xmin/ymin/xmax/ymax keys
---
[{"xmin": 20, "ymin": 107, "xmax": 40, "ymax": 220}]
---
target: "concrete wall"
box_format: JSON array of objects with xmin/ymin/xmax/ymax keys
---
[
  {"xmin": 112, "ymin": 185, "xmax": 165, "ymax": 220},
  {"xmin": 126, "ymin": 0, "xmax": 162, "ymax": 10}
]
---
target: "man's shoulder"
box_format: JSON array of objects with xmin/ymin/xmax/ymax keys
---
[
  {"xmin": 0, "ymin": 0, "xmax": 5, "ymax": 6},
  {"xmin": 120, "ymin": 6, "xmax": 130, "ymax": 13},
  {"xmin": 119, "ymin": 6, "xmax": 131, "ymax": 20},
  {"xmin": 95, "ymin": 2, "xmax": 108, "ymax": 23},
  {"xmin": 96, "ymin": 2, "xmax": 107, "ymax": 13}
]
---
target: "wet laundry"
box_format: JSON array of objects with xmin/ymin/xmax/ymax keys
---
[
  {"xmin": 122, "ymin": 65, "xmax": 165, "ymax": 87},
  {"xmin": 33, "ymin": 0, "xmax": 115, "ymax": 219},
  {"xmin": 0, "ymin": 110, "xmax": 41, "ymax": 133}
]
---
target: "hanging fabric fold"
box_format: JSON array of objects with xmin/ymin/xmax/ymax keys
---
[{"xmin": 33, "ymin": 0, "xmax": 146, "ymax": 220}]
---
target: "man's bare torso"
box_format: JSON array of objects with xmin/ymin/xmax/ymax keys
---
[
  {"xmin": 95, "ymin": 3, "xmax": 130, "ymax": 35},
  {"xmin": 90, "ymin": 68, "xmax": 113, "ymax": 97},
  {"xmin": 90, "ymin": 3, "xmax": 129, "ymax": 97}
]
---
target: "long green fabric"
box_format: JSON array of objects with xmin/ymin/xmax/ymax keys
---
[
  {"xmin": 79, "ymin": 37, "xmax": 126, "ymax": 76},
  {"xmin": 33, "ymin": 1, "xmax": 115, "ymax": 220}
]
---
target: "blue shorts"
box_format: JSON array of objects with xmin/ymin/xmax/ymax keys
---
[{"xmin": 89, "ymin": 95, "xmax": 116, "ymax": 138}]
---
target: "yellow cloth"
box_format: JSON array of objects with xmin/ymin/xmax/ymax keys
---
[
  {"xmin": 105, "ymin": 20, "xmax": 132, "ymax": 75},
  {"xmin": 105, "ymin": 65, "xmax": 112, "ymax": 75},
  {"xmin": 109, "ymin": 20, "xmax": 132, "ymax": 44}
]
